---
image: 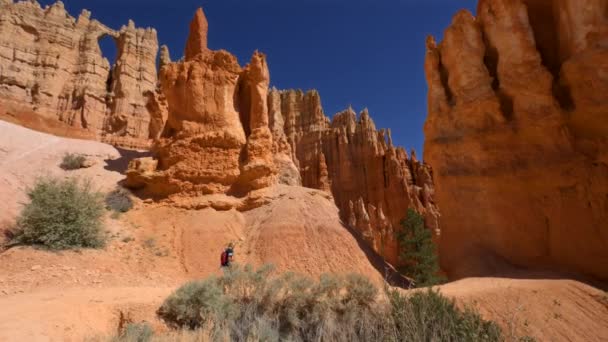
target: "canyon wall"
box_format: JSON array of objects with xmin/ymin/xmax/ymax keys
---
[
  {"xmin": 270, "ymin": 89, "xmax": 440, "ymax": 264},
  {"xmin": 0, "ymin": 0, "xmax": 158, "ymax": 146},
  {"xmin": 424, "ymin": 0, "xmax": 608, "ymax": 280}
]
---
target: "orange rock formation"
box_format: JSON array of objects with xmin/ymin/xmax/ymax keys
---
[
  {"xmin": 269, "ymin": 90, "xmax": 440, "ymax": 264},
  {"xmin": 126, "ymin": 8, "xmax": 289, "ymax": 199},
  {"xmin": 237, "ymin": 52, "xmax": 278, "ymax": 191},
  {"xmin": 424, "ymin": 0, "xmax": 608, "ymax": 280}
]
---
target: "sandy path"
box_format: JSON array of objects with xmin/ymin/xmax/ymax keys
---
[
  {"xmin": 439, "ymin": 278, "xmax": 608, "ymax": 341},
  {"xmin": 0, "ymin": 286, "xmax": 174, "ymax": 342}
]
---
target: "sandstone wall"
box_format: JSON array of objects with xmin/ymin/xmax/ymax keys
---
[
  {"xmin": 424, "ymin": 0, "xmax": 608, "ymax": 280},
  {"xmin": 270, "ymin": 89, "xmax": 440, "ymax": 265},
  {"xmin": 0, "ymin": 0, "xmax": 158, "ymax": 143}
]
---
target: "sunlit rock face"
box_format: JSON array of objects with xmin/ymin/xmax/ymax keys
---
[
  {"xmin": 126, "ymin": 9, "xmax": 293, "ymax": 199},
  {"xmin": 270, "ymin": 89, "xmax": 440, "ymax": 265},
  {"xmin": 424, "ymin": 0, "xmax": 608, "ymax": 280},
  {"xmin": 0, "ymin": 1, "xmax": 158, "ymax": 145}
]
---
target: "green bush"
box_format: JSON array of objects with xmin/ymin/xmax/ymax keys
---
[
  {"xmin": 105, "ymin": 187, "xmax": 134, "ymax": 213},
  {"xmin": 396, "ymin": 208, "xmax": 445, "ymax": 287},
  {"xmin": 60, "ymin": 153, "xmax": 86, "ymax": 170},
  {"xmin": 157, "ymin": 264, "xmax": 502, "ymax": 342},
  {"xmin": 12, "ymin": 177, "xmax": 105, "ymax": 250},
  {"xmin": 388, "ymin": 288, "xmax": 502, "ymax": 342}
]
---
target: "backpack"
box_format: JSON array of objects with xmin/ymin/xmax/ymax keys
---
[{"xmin": 220, "ymin": 250, "xmax": 228, "ymax": 267}]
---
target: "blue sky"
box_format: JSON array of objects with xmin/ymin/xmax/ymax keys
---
[{"xmin": 40, "ymin": 0, "xmax": 476, "ymax": 155}]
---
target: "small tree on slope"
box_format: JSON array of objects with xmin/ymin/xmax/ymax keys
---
[{"xmin": 396, "ymin": 208, "xmax": 445, "ymax": 287}]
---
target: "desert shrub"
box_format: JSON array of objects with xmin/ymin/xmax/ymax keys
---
[
  {"xmin": 396, "ymin": 208, "xmax": 445, "ymax": 287},
  {"xmin": 61, "ymin": 153, "xmax": 86, "ymax": 170},
  {"xmin": 388, "ymin": 288, "xmax": 502, "ymax": 342},
  {"xmin": 158, "ymin": 264, "xmax": 393, "ymax": 341},
  {"xmin": 158, "ymin": 264, "xmax": 502, "ymax": 342},
  {"xmin": 11, "ymin": 177, "xmax": 105, "ymax": 250},
  {"xmin": 105, "ymin": 187, "xmax": 134, "ymax": 213},
  {"xmin": 112, "ymin": 323, "xmax": 154, "ymax": 342}
]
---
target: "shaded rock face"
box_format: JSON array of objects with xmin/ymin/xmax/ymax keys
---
[
  {"xmin": 0, "ymin": 1, "xmax": 158, "ymax": 144},
  {"xmin": 269, "ymin": 89, "xmax": 440, "ymax": 265},
  {"xmin": 126, "ymin": 9, "xmax": 292, "ymax": 199},
  {"xmin": 424, "ymin": 0, "xmax": 608, "ymax": 280}
]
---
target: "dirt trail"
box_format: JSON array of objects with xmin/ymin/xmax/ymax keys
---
[{"xmin": 0, "ymin": 287, "xmax": 173, "ymax": 342}]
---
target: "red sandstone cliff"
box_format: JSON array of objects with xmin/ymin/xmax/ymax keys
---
[{"xmin": 424, "ymin": 0, "xmax": 608, "ymax": 280}]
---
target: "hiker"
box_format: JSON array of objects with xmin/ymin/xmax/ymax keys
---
[{"xmin": 221, "ymin": 242, "xmax": 234, "ymax": 267}]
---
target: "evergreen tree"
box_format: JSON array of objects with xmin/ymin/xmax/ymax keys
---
[{"xmin": 396, "ymin": 208, "xmax": 445, "ymax": 287}]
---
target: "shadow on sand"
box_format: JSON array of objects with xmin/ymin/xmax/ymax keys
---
[
  {"xmin": 104, "ymin": 147, "xmax": 152, "ymax": 174},
  {"xmin": 446, "ymin": 247, "xmax": 608, "ymax": 291}
]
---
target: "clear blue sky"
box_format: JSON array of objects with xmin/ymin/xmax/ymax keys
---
[{"xmin": 40, "ymin": 0, "xmax": 476, "ymax": 155}]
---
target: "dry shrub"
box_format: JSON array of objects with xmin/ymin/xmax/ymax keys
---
[
  {"xmin": 105, "ymin": 187, "xmax": 134, "ymax": 213},
  {"xmin": 112, "ymin": 323, "xmax": 154, "ymax": 342},
  {"xmin": 61, "ymin": 153, "xmax": 86, "ymax": 170},
  {"xmin": 157, "ymin": 264, "xmax": 502, "ymax": 342},
  {"xmin": 388, "ymin": 287, "xmax": 502, "ymax": 342}
]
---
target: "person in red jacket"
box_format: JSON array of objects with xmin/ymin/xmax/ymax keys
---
[{"xmin": 221, "ymin": 242, "xmax": 234, "ymax": 267}]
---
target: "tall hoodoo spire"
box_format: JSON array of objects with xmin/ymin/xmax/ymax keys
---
[{"xmin": 184, "ymin": 7, "xmax": 209, "ymax": 60}]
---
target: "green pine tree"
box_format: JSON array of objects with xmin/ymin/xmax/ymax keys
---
[{"xmin": 396, "ymin": 208, "xmax": 445, "ymax": 287}]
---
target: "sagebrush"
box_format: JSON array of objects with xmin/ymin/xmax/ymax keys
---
[
  {"xmin": 388, "ymin": 286, "xmax": 502, "ymax": 341},
  {"xmin": 11, "ymin": 177, "xmax": 105, "ymax": 250},
  {"xmin": 157, "ymin": 264, "xmax": 501, "ymax": 342},
  {"xmin": 105, "ymin": 187, "xmax": 134, "ymax": 213},
  {"xmin": 60, "ymin": 153, "xmax": 86, "ymax": 170},
  {"xmin": 111, "ymin": 323, "xmax": 154, "ymax": 342}
]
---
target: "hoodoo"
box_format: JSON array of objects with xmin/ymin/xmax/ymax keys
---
[{"xmin": 126, "ymin": 9, "xmax": 292, "ymax": 199}]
